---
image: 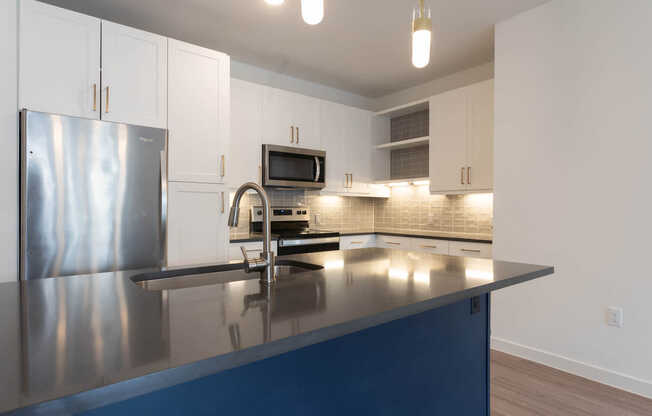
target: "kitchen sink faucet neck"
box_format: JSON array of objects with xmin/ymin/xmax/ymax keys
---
[{"xmin": 228, "ymin": 182, "xmax": 276, "ymax": 284}]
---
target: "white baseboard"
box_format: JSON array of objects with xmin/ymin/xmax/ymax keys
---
[{"xmin": 491, "ymin": 337, "xmax": 652, "ymax": 399}]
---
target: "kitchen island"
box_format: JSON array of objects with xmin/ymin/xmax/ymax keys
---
[{"xmin": 0, "ymin": 248, "xmax": 553, "ymax": 415}]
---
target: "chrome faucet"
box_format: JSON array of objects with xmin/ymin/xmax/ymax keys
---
[{"xmin": 228, "ymin": 182, "xmax": 276, "ymax": 284}]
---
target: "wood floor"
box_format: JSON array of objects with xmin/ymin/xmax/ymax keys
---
[{"xmin": 491, "ymin": 350, "xmax": 652, "ymax": 416}]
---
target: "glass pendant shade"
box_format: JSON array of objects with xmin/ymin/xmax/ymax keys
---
[
  {"xmin": 412, "ymin": 0, "xmax": 432, "ymax": 68},
  {"xmin": 301, "ymin": 0, "xmax": 324, "ymax": 25}
]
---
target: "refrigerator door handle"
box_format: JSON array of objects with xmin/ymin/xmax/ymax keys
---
[{"xmin": 160, "ymin": 150, "xmax": 168, "ymax": 267}]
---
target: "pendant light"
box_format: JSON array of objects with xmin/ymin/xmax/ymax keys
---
[
  {"xmin": 301, "ymin": 0, "xmax": 324, "ymax": 25},
  {"xmin": 411, "ymin": 0, "xmax": 432, "ymax": 68}
]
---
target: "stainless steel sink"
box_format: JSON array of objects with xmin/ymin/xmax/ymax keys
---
[{"xmin": 131, "ymin": 260, "xmax": 324, "ymax": 291}]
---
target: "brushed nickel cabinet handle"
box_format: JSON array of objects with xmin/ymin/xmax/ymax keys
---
[
  {"xmin": 296, "ymin": 127, "xmax": 300, "ymax": 144},
  {"xmin": 461, "ymin": 167, "xmax": 465, "ymax": 185},
  {"xmin": 386, "ymin": 242, "xmax": 401, "ymax": 246},
  {"xmin": 290, "ymin": 126, "xmax": 294, "ymax": 143},
  {"xmin": 244, "ymin": 249, "xmax": 262, "ymax": 253},
  {"xmin": 220, "ymin": 155, "xmax": 225, "ymax": 177},
  {"xmin": 350, "ymin": 173, "xmax": 353, "ymax": 187},
  {"xmin": 221, "ymin": 191, "xmax": 225, "ymax": 213},
  {"xmin": 104, "ymin": 86, "xmax": 110, "ymax": 113},
  {"xmin": 351, "ymin": 241, "xmax": 363, "ymax": 244},
  {"xmin": 461, "ymin": 248, "xmax": 481, "ymax": 253},
  {"xmin": 345, "ymin": 173, "xmax": 349, "ymax": 188},
  {"xmin": 467, "ymin": 167, "xmax": 471, "ymax": 185},
  {"xmin": 93, "ymin": 83, "xmax": 97, "ymax": 111},
  {"xmin": 421, "ymin": 245, "xmax": 438, "ymax": 249}
]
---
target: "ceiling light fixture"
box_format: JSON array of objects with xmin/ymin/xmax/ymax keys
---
[
  {"xmin": 301, "ymin": 0, "xmax": 324, "ymax": 25},
  {"xmin": 411, "ymin": 0, "xmax": 432, "ymax": 68},
  {"xmin": 265, "ymin": 0, "xmax": 285, "ymax": 5}
]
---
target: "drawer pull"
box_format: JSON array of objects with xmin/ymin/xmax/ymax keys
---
[
  {"xmin": 386, "ymin": 242, "xmax": 401, "ymax": 246},
  {"xmin": 461, "ymin": 249, "xmax": 482, "ymax": 253},
  {"xmin": 421, "ymin": 245, "xmax": 438, "ymax": 249},
  {"xmin": 351, "ymin": 241, "xmax": 363, "ymax": 244},
  {"xmin": 245, "ymin": 249, "xmax": 262, "ymax": 253}
]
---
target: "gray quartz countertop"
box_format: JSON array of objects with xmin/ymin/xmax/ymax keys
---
[{"xmin": 0, "ymin": 248, "xmax": 552, "ymax": 414}]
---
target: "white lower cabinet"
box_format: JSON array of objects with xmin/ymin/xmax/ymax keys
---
[
  {"xmin": 340, "ymin": 234, "xmax": 376, "ymax": 250},
  {"xmin": 167, "ymin": 182, "xmax": 229, "ymax": 267},
  {"xmin": 410, "ymin": 238, "xmax": 449, "ymax": 255},
  {"xmin": 228, "ymin": 241, "xmax": 278, "ymax": 263},
  {"xmin": 376, "ymin": 235, "xmax": 412, "ymax": 250},
  {"xmin": 448, "ymin": 241, "xmax": 493, "ymax": 259}
]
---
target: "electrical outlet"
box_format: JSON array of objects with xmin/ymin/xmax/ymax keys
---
[
  {"xmin": 314, "ymin": 213, "xmax": 321, "ymax": 225},
  {"xmin": 606, "ymin": 307, "xmax": 624, "ymax": 328}
]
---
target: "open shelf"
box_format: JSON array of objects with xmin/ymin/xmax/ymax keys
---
[
  {"xmin": 375, "ymin": 136, "xmax": 429, "ymax": 150},
  {"xmin": 375, "ymin": 99, "xmax": 429, "ymax": 118}
]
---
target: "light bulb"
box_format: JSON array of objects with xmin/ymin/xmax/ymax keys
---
[
  {"xmin": 411, "ymin": 0, "xmax": 432, "ymax": 69},
  {"xmin": 265, "ymin": 0, "xmax": 284, "ymax": 5},
  {"xmin": 412, "ymin": 29, "xmax": 431, "ymax": 68},
  {"xmin": 301, "ymin": 0, "xmax": 324, "ymax": 25}
]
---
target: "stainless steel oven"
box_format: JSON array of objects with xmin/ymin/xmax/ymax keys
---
[{"xmin": 262, "ymin": 145, "xmax": 325, "ymax": 189}]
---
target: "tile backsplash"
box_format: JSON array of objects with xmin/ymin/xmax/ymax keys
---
[
  {"xmin": 374, "ymin": 186, "xmax": 493, "ymax": 235},
  {"xmin": 230, "ymin": 187, "xmax": 492, "ymax": 238}
]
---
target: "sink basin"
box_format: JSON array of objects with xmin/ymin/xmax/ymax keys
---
[{"xmin": 131, "ymin": 260, "xmax": 324, "ymax": 291}]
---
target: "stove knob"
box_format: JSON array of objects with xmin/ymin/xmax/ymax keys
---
[
  {"xmin": 257, "ymin": 210, "xmax": 263, "ymax": 216},
  {"xmin": 302, "ymin": 210, "xmax": 307, "ymax": 215}
]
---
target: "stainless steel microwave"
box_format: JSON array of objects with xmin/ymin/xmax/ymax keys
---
[{"xmin": 262, "ymin": 144, "xmax": 325, "ymax": 189}]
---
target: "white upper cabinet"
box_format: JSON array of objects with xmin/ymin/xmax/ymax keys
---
[
  {"xmin": 168, "ymin": 38, "xmax": 230, "ymax": 184},
  {"xmin": 466, "ymin": 80, "xmax": 494, "ymax": 191},
  {"xmin": 347, "ymin": 107, "xmax": 373, "ymax": 194},
  {"xmin": 429, "ymin": 79, "xmax": 494, "ymax": 194},
  {"xmin": 262, "ymin": 86, "xmax": 321, "ymax": 149},
  {"xmin": 19, "ymin": 1, "xmax": 168, "ymax": 128},
  {"xmin": 100, "ymin": 21, "xmax": 167, "ymax": 128},
  {"xmin": 292, "ymin": 93, "xmax": 321, "ymax": 149},
  {"xmin": 19, "ymin": 0, "xmax": 101, "ymax": 119},
  {"xmin": 230, "ymin": 78, "xmax": 264, "ymax": 186},
  {"xmin": 320, "ymin": 100, "xmax": 348, "ymax": 192},
  {"xmin": 167, "ymin": 182, "xmax": 228, "ymax": 267}
]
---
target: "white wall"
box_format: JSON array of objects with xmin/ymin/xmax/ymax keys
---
[
  {"xmin": 493, "ymin": 0, "xmax": 652, "ymax": 398},
  {"xmin": 231, "ymin": 60, "xmax": 375, "ymax": 111},
  {"xmin": 0, "ymin": 0, "xmax": 18, "ymax": 283},
  {"xmin": 373, "ymin": 61, "xmax": 494, "ymax": 111}
]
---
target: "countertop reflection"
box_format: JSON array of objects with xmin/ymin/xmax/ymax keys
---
[{"xmin": 0, "ymin": 248, "xmax": 553, "ymax": 414}]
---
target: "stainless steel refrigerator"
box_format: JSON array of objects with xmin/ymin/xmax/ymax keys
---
[{"xmin": 20, "ymin": 110, "xmax": 168, "ymax": 280}]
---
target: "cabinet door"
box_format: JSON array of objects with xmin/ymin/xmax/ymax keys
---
[
  {"xmin": 347, "ymin": 108, "xmax": 372, "ymax": 194},
  {"xmin": 262, "ymin": 86, "xmax": 294, "ymax": 146},
  {"xmin": 19, "ymin": 0, "xmax": 100, "ymax": 119},
  {"xmin": 410, "ymin": 238, "xmax": 449, "ymax": 255},
  {"xmin": 467, "ymin": 80, "xmax": 494, "ymax": 192},
  {"xmin": 230, "ymin": 78, "xmax": 263, "ymax": 186},
  {"xmin": 167, "ymin": 182, "xmax": 228, "ymax": 267},
  {"xmin": 448, "ymin": 241, "xmax": 492, "ymax": 259},
  {"xmin": 101, "ymin": 21, "xmax": 167, "ymax": 128},
  {"xmin": 320, "ymin": 100, "xmax": 348, "ymax": 192},
  {"xmin": 376, "ymin": 235, "xmax": 412, "ymax": 250},
  {"xmin": 341, "ymin": 235, "xmax": 376, "ymax": 250},
  {"xmin": 429, "ymin": 88, "xmax": 468, "ymax": 193},
  {"xmin": 293, "ymin": 93, "xmax": 321, "ymax": 149},
  {"xmin": 168, "ymin": 39, "xmax": 230, "ymax": 183}
]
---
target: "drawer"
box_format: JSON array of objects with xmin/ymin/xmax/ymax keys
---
[
  {"xmin": 448, "ymin": 241, "xmax": 492, "ymax": 259},
  {"xmin": 228, "ymin": 241, "xmax": 278, "ymax": 262},
  {"xmin": 376, "ymin": 235, "xmax": 412, "ymax": 250},
  {"xmin": 341, "ymin": 234, "xmax": 376, "ymax": 250},
  {"xmin": 410, "ymin": 238, "xmax": 449, "ymax": 255}
]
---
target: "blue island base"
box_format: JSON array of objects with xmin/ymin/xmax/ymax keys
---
[{"xmin": 85, "ymin": 295, "xmax": 490, "ymax": 416}]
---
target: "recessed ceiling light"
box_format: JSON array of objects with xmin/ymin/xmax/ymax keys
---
[{"xmin": 265, "ymin": 0, "xmax": 284, "ymax": 6}]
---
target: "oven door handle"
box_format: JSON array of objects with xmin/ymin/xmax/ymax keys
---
[
  {"xmin": 279, "ymin": 237, "xmax": 340, "ymax": 247},
  {"xmin": 314, "ymin": 156, "xmax": 320, "ymax": 182}
]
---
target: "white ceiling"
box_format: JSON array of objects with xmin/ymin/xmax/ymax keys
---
[{"xmin": 40, "ymin": 0, "xmax": 548, "ymax": 97}]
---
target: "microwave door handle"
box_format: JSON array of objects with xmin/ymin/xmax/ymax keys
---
[{"xmin": 314, "ymin": 156, "xmax": 320, "ymax": 182}]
